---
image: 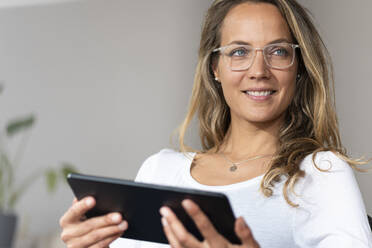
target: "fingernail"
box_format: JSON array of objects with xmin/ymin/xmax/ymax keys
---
[
  {"xmin": 161, "ymin": 217, "xmax": 168, "ymax": 227},
  {"xmin": 118, "ymin": 221, "xmax": 128, "ymax": 230},
  {"xmin": 111, "ymin": 213, "xmax": 121, "ymax": 222},
  {"xmin": 182, "ymin": 199, "xmax": 192, "ymax": 210},
  {"xmin": 85, "ymin": 198, "xmax": 94, "ymax": 207},
  {"xmin": 159, "ymin": 207, "xmax": 170, "ymax": 217}
]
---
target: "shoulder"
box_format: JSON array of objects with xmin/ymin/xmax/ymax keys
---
[
  {"xmin": 293, "ymin": 152, "xmax": 372, "ymax": 246},
  {"xmin": 135, "ymin": 148, "xmax": 194, "ymax": 183},
  {"xmin": 299, "ymin": 151, "xmax": 353, "ymax": 177},
  {"xmin": 141, "ymin": 148, "xmax": 193, "ymax": 169},
  {"xmin": 296, "ymin": 150, "xmax": 361, "ymax": 205}
]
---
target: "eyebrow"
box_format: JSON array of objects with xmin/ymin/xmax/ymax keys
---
[{"xmin": 227, "ymin": 38, "xmax": 292, "ymax": 46}]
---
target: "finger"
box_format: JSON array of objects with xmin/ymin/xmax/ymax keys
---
[
  {"xmin": 89, "ymin": 232, "xmax": 123, "ymax": 248},
  {"xmin": 160, "ymin": 207, "xmax": 201, "ymax": 248},
  {"xmin": 71, "ymin": 197, "xmax": 83, "ymax": 221},
  {"xmin": 61, "ymin": 212, "xmax": 125, "ymax": 240},
  {"xmin": 181, "ymin": 199, "xmax": 223, "ymax": 243},
  {"xmin": 234, "ymin": 217, "xmax": 259, "ymax": 248},
  {"xmin": 161, "ymin": 217, "xmax": 182, "ymax": 248},
  {"xmin": 67, "ymin": 222, "xmax": 127, "ymax": 248},
  {"xmin": 60, "ymin": 196, "xmax": 95, "ymax": 227}
]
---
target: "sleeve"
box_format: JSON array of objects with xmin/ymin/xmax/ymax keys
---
[
  {"xmin": 134, "ymin": 152, "xmax": 160, "ymax": 183},
  {"xmin": 293, "ymin": 152, "xmax": 372, "ymax": 248}
]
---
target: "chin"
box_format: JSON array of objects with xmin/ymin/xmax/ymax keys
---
[{"xmin": 242, "ymin": 111, "xmax": 285, "ymax": 126}]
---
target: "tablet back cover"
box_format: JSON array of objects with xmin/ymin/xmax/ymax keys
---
[{"xmin": 67, "ymin": 173, "xmax": 241, "ymax": 245}]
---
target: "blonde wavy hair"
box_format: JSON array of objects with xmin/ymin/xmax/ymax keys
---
[{"xmin": 177, "ymin": 0, "xmax": 368, "ymax": 207}]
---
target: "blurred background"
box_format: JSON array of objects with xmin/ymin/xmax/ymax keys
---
[{"xmin": 0, "ymin": 0, "xmax": 370, "ymax": 247}]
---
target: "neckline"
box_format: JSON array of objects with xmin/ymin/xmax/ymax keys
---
[{"xmin": 184, "ymin": 152, "xmax": 265, "ymax": 190}]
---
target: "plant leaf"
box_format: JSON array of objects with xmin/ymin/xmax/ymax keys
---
[
  {"xmin": 8, "ymin": 191, "xmax": 19, "ymax": 210},
  {"xmin": 46, "ymin": 169, "xmax": 58, "ymax": 193},
  {"xmin": 6, "ymin": 115, "xmax": 36, "ymax": 137},
  {"xmin": 60, "ymin": 163, "xmax": 78, "ymax": 181},
  {"xmin": 0, "ymin": 150, "xmax": 13, "ymax": 210},
  {"xmin": 1, "ymin": 151, "xmax": 13, "ymax": 188},
  {"xmin": 0, "ymin": 167, "xmax": 4, "ymax": 210}
]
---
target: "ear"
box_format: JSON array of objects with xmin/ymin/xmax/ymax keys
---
[{"xmin": 212, "ymin": 62, "xmax": 220, "ymax": 82}]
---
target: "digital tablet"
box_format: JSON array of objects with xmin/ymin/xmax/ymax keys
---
[{"xmin": 67, "ymin": 173, "xmax": 241, "ymax": 245}]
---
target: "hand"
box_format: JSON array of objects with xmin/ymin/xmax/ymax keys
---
[
  {"xmin": 59, "ymin": 196, "xmax": 128, "ymax": 248},
  {"xmin": 159, "ymin": 199, "xmax": 260, "ymax": 248}
]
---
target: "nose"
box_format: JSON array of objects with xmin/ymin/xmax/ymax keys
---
[{"xmin": 247, "ymin": 49, "xmax": 270, "ymax": 80}]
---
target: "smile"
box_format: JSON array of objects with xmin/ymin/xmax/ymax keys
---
[{"xmin": 244, "ymin": 90, "xmax": 276, "ymax": 96}]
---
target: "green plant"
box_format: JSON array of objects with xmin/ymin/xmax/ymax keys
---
[{"xmin": 0, "ymin": 107, "xmax": 76, "ymax": 212}]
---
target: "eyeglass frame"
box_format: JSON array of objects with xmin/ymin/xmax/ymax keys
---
[{"xmin": 212, "ymin": 43, "xmax": 300, "ymax": 71}]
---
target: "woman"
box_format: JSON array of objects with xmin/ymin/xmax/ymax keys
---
[{"xmin": 59, "ymin": 0, "xmax": 372, "ymax": 247}]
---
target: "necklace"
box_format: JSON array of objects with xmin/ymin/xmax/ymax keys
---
[{"xmin": 221, "ymin": 153, "xmax": 273, "ymax": 172}]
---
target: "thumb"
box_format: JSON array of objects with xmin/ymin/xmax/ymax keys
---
[{"xmin": 235, "ymin": 217, "xmax": 260, "ymax": 248}]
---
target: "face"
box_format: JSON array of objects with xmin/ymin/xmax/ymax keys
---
[{"xmin": 213, "ymin": 2, "xmax": 298, "ymax": 126}]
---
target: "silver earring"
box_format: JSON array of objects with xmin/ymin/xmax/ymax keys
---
[
  {"xmin": 297, "ymin": 74, "xmax": 301, "ymax": 79},
  {"xmin": 215, "ymin": 77, "xmax": 219, "ymax": 82}
]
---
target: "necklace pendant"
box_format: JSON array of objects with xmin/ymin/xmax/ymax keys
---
[{"xmin": 229, "ymin": 165, "xmax": 237, "ymax": 172}]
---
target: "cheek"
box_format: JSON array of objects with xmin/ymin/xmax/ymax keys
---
[
  {"xmin": 219, "ymin": 67, "xmax": 245, "ymax": 88},
  {"xmin": 216, "ymin": 58, "xmax": 244, "ymax": 85},
  {"xmin": 279, "ymin": 75, "xmax": 297, "ymax": 107},
  {"xmin": 277, "ymin": 63, "xmax": 298, "ymax": 99},
  {"xmin": 217, "ymin": 62, "xmax": 244, "ymax": 98},
  {"xmin": 219, "ymin": 71, "xmax": 246, "ymax": 105}
]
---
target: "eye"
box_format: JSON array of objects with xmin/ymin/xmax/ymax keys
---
[
  {"xmin": 269, "ymin": 46, "xmax": 290, "ymax": 57},
  {"xmin": 228, "ymin": 47, "xmax": 249, "ymax": 57}
]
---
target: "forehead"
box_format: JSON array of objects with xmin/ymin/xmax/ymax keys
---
[{"xmin": 220, "ymin": 2, "xmax": 293, "ymax": 45}]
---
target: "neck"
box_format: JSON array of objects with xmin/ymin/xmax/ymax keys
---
[{"xmin": 219, "ymin": 115, "xmax": 282, "ymax": 161}]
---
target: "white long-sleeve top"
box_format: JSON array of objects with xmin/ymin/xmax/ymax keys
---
[{"xmin": 111, "ymin": 149, "xmax": 372, "ymax": 248}]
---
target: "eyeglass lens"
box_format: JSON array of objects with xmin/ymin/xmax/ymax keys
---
[{"xmin": 224, "ymin": 44, "xmax": 296, "ymax": 70}]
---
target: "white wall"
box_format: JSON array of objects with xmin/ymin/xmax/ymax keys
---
[
  {"xmin": 297, "ymin": 0, "xmax": 372, "ymax": 213},
  {"xmin": 0, "ymin": 0, "xmax": 210, "ymax": 238}
]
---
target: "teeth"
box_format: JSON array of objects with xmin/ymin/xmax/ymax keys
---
[{"xmin": 245, "ymin": 91, "xmax": 273, "ymax": 96}]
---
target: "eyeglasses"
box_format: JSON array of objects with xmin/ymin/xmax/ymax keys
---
[{"xmin": 212, "ymin": 43, "xmax": 300, "ymax": 71}]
